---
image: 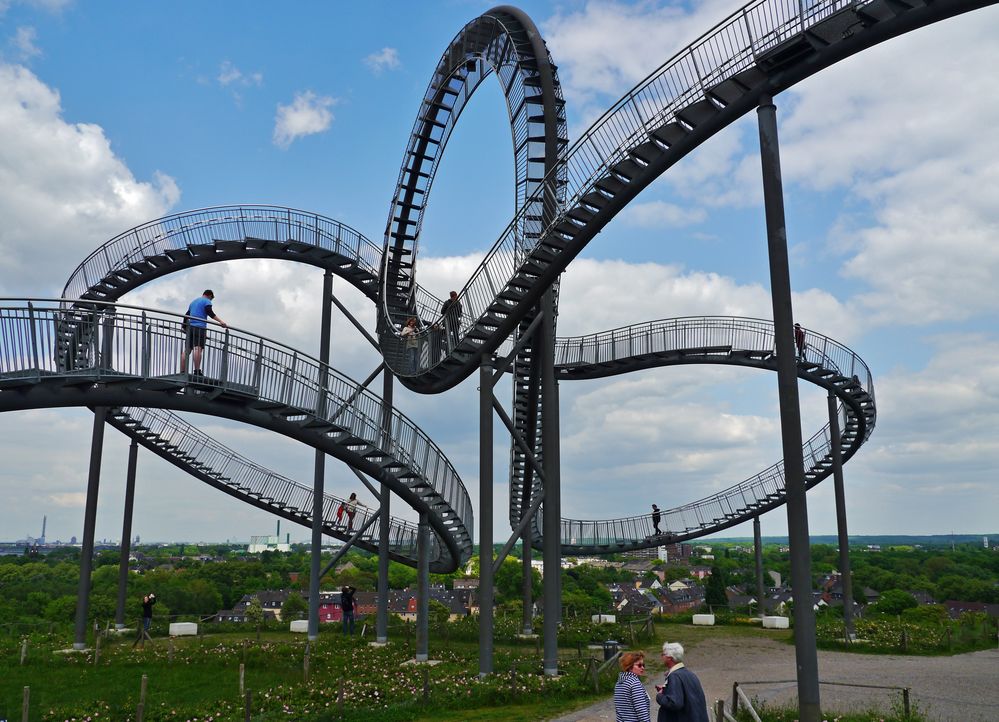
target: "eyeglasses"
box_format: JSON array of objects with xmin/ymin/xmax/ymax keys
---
[{"xmin": 634, "ymin": 663, "xmax": 645, "ymax": 668}]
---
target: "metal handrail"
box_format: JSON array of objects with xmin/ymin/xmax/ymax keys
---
[
  {"xmin": 529, "ymin": 316, "xmax": 876, "ymax": 549},
  {"xmin": 378, "ymin": 7, "xmax": 567, "ymax": 375},
  {"xmin": 110, "ymin": 406, "xmax": 432, "ymax": 561},
  {"xmin": 0, "ymin": 298, "xmax": 473, "ymax": 564},
  {"xmin": 61, "ymin": 205, "xmax": 383, "ymax": 302},
  {"xmin": 377, "ymin": 0, "xmax": 877, "ymax": 379}
]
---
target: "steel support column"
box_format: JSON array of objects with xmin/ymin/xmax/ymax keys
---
[
  {"xmin": 478, "ymin": 357, "xmax": 494, "ymax": 675},
  {"xmin": 415, "ymin": 511, "xmax": 430, "ymax": 662},
  {"xmin": 754, "ymin": 515, "xmax": 765, "ymax": 618},
  {"xmin": 540, "ymin": 291, "xmax": 561, "ymax": 677},
  {"xmin": 114, "ymin": 439, "xmax": 138, "ymax": 629},
  {"xmin": 74, "ymin": 405, "xmax": 107, "ymax": 649},
  {"xmin": 522, "ymin": 526, "xmax": 534, "ymax": 635},
  {"xmin": 758, "ymin": 95, "xmax": 820, "ymax": 721},
  {"xmin": 377, "ymin": 369, "xmax": 394, "ymax": 644},
  {"xmin": 309, "ymin": 270, "xmax": 334, "ymax": 641},
  {"xmin": 827, "ymin": 391, "xmax": 854, "ymax": 640}
]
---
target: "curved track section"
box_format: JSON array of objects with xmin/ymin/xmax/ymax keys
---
[
  {"xmin": 62, "ymin": 206, "xmax": 383, "ymax": 305},
  {"xmin": 542, "ymin": 317, "xmax": 876, "ymax": 554},
  {"xmin": 0, "ymin": 300, "xmax": 471, "ymax": 573},
  {"xmin": 379, "ymin": 5, "xmax": 567, "ymax": 337},
  {"xmin": 379, "ymin": 0, "xmax": 995, "ymax": 394},
  {"xmin": 105, "ymin": 406, "xmax": 431, "ymax": 564}
]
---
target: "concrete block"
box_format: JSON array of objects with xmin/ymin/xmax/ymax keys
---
[
  {"xmin": 289, "ymin": 620, "xmax": 309, "ymax": 633},
  {"xmin": 762, "ymin": 615, "xmax": 789, "ymax": 629},
  {"xmin": 169, "ymin": 622, "xmax": 198, "ymax": 636},
  {"xmin": 691, "ymin": 614, "xmax": 715, "ymax": 626}
]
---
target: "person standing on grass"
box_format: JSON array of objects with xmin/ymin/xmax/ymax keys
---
[
  {"xmin": 340, "ymin": 585, "xmax": 356, "ymax": 635},
  {"xmin": 142, "ymin": 592, "xmax": 156, "ymax": 632},
  {"xmin": 614, "ymin": 651, "xmax": 651, "ymax": 722},
  {"xmin": 180, "ymin": 289, "xmax": 227, "ymax": 376},
  {"xmin": 655, "ymin": 641, "xmax": 708, "ymax": 722}
]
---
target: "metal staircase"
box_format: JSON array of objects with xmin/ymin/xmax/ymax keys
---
[
  {"xmin": 378, "ymin": 0, "xmax": 993, "ymax": 394},
  {"xmin": 104, "ymin": 406, "xmax": 434, "ymax": 566},
  {"xmin": 529, "ymin": 317, "xmax": 876, "ymax": 554},
  {"xmin": 0, "ymin": 300, "xmax": 472, "ymax": 572},
  {"xmin": 62, "ymin": 206, "xmax": 383, "ymax": 305}
]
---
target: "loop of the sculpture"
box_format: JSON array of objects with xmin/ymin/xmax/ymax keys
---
[{"xmin": 379, "ymin": 5, "xmax": 567, "ymax": 336}]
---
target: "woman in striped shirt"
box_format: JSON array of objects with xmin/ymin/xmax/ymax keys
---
[{"xmin": 614, "ymin": 651, "xmax": 651, "ymax": 722}]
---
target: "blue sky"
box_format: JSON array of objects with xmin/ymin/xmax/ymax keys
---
[{"xmin": 2, "ymin": 0, "xmax": 998, "ymax": 545}]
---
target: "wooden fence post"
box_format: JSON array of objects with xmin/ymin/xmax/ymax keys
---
[
  {"xmin": 95, "ymin": 632, "xmax": 101, "ymax": 665},
  {"xmin": 244, "ymin": 690, "xmax": 252, "ymax": 722},
  {"xmin": 422, "ymin": 666, "xmax": 430, "ymax": 703},
  {"xmin": 20, "ymin": 638, "xmax": 28, "ymax": 665},
  {"xmin": 714, "ymin": 698, "xmax": 725, "ymax": 722},
  {"xmin": 137, "ymin": 674, "xmax": 148, "ymax": 722},
  {"xmin": 338, "ymin": 678, "xmax": 345, "ymax": 719},
  {"xmin": 303, "ymin": 642, "xmax": 310, "ymax": 683},
  {"xmin": 21, "ymin": 685, "xmax": 29, "ymax": 722},
  {"xmin": 239, "ymin": 663, "xmax": 245, "ymax": 696},
  {"xmin": 903, "ymin": 688, "xmax": 911, "ymax": 717},
  {"xmin": 168, "ymin": 638, "xmax": 174, "ymax": 663}
]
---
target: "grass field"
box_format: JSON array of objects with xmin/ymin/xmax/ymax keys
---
[{"xmin": 0, "ymin": 621, "xmax": 943, "ymax": 721}]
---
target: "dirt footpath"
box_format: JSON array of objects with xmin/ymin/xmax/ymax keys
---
[{"xmin": 548, "ymin": 635, "xmax": 999, "ymax": 721}]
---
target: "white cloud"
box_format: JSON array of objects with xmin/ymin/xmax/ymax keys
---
[
  {"xmin": 622, "ymin": 200, "xmax": 707, "ymax": 228},
  {"xmin": 272, "ymin": 90, "xmax": 336, "ymax": 149},
  {"xmin": 10, "ymin": 26, "xmax": 40, "ymax": 60},
  {"xmin": 543, "ymin": 0, "xmax": 745, "ymax": 120},
  {"xmin": 217, "ymin": 60, "xmax": 262, "ymax": 88},
  {"xmin": 364, "ymin": 47, "xmax": 400, "ymax": 74},
  {"xmin": 0, "ymin": 0, "xmax": 71, "ymax": 15},
  {"xmin": 48, "ymin": 492, "xmax": 86, "ymax": 507},
  {"xmin": 0, "ymin": 62, "xmax": 179, "ymax": 294}
]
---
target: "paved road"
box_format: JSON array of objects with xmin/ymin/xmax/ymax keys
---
[{"xmin": 548, "ymin": 634, "xmax": 999, "ymax": 721}]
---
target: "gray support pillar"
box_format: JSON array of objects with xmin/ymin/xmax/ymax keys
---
[
  {"xmin": 754, "ymin": 515, "xmax": 765, "ymax": 618},
  {"xmin": 415, "ymin": 511, "xmax": 430, "ymax": 662},
  {"xmin": 74, "ymin": 406, "xmax": 108, "ymax": 650},
  {"xmin": 376, "ymin": 370, "xmax": 394, "ymax": 644},
  {"xmin": 758, "ymin": 95, "xmax": 820, "ymax": 722},
  {"xmin": 827, "ymin": 391, "xmax": 854, "ymax": 640},
  {"xmin": 522, "ymin": 526, "xmax": 533, "ymax": 635},
  {"xmin": 540, "ymin": 291, "xmax": 561, "ymax": 676},
  {"xmin": 114, "ymin": 439, "xmax": 139, "ymax": 629},
  {"xmin": 478, "ymin": 357, "xmax": 494, "ymax": 675},
  {"xmin": 308, "ymin": 270, "xmax": 334, "ymax": 642}
]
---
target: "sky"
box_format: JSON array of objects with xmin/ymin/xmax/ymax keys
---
[{"xmin": 1, "ymin": 0, "xmax": 998, "ymax": 546}]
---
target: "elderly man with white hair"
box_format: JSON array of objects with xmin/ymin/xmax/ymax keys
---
[{"xmin": 654, "ymin": 641, "xmax": 708, "ymax": 722}]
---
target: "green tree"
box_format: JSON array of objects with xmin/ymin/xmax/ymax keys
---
[
  {"xmin": 244, "ymin": 596, "xmax": 265, "ymax": 626},
  {"xmin": 871, "ymin": 589, "xmax": 917, "ymax": 615},
  {"xmin": 704, "ymin": 566, "xmax": 728, "ymax": 608},
  {"xmin": 428, "ymin": 599, "xmax": 451, "ymax": 629},
  {"xmin": 281, "ymin": 592, "xmax": 308, "ymax": 621}
]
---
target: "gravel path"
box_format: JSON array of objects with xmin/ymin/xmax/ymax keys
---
[{"xmin": 548, "ymin": 634, "xmax": 999, "ymax": 721}]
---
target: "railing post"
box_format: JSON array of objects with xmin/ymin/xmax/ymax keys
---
[
  {"xmin": 252, "ymin": 339, "xmax": 264, "ymax": 393},
  {"xmin": 141, "ymin": 312, "xmax": 150, "ymax": 379},
  {"xmin": 219, "ymin": 328, "xmax": 230, "ymax": 387},
  {"xmin": 27, "ymin": 302, "xmax": 40, "ymax": 380}
]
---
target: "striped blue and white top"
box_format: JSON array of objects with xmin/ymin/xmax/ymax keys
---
[{"xmin": 614, "ymin": 671, "xmax": 651, "ymax": 722}]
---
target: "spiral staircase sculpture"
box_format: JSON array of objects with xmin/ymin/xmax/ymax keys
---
[{"xmin": 3, "ymin": 0, "xmax": 992, "ymax": 570}]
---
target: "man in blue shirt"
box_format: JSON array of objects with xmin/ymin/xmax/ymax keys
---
[
  {"xmin": 180, "ymin": 289, "xmax": 227, "ymax": 376},
  {"xmin": 655, "ymin": 641, "xmax": 708, "ymax": 722}
]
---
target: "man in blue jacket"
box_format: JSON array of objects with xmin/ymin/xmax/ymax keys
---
[
  {"xmin": 655, "ymin": 641, "xmax": 708, "ymax": 722},
  {"xmin": 180, "ymin": 289, "xmax": 227, "ymax": 376}
]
